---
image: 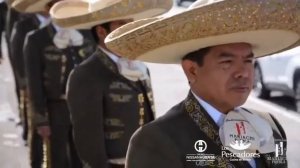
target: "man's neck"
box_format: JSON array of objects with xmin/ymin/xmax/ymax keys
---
[
  {"xmin": 98, "ymin": 46, "xmax": 120, "ymax": 64},
  {"xmin": 191, "ymin": 90, "xmax": 233, "ymax": 114}
]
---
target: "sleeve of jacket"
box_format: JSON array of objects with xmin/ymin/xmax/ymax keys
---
[
  {"xmin": 23, "ymin": 32, "xmax": 48, "ymax": 126},
  {"xmin": 66, "ymin": 67, "xmax": 110, "ymax": 168},
  {"xmin": 10, "ymin": 20, "xmax": 27, "ymax": 88},
  {"xmin": 126, "ymin": 124, "xmax": 183, "ymax": 168}
]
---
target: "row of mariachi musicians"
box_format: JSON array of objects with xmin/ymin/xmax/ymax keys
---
[
  {"xmin": 1, "ymin": 2, "xmax": 94, "ymax": 168},
  {"xmin": 0, "ymin": 1, "xmax": 156, "ymax": 168}
]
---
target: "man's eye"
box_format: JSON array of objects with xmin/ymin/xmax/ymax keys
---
[
  {"xmin": 245, "ymin": 59, "xmax": 254, "ymax": 63},
  {"xmin": 220, "ymin": 60, "xmax": 232, "ymax": 64}
]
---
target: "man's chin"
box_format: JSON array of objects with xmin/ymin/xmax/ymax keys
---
[{"xmin": 231, "ymin": 94, "xmax": 249, "ymax": 107}]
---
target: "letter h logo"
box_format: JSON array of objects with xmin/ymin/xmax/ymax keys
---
[{"xmin": 236, "ymin": 121, "xmax": 246, "ymax": 135}]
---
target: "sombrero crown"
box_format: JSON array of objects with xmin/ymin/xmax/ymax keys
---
[
  {"xmin": 105, "ymin": 0, "xmax": 300, "ymax": 64},
  {"xmin": 50, "ymin": 0, "xmax": 173, "ymax": 29}
]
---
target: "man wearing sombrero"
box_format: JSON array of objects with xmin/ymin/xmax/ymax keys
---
[
  {"xmin": 11, "ymin": 1, "xmax": 74, "ymax": 168},
  {"xmin": 10, "ymin": 1, "xmax": 53, "ymax": 167},
  {"xmin": 50, "ymin": 0, "xmax": 173, "ymax": 168},
  {"xmin": 104, "ymin": 0, "xmax": 300, "ymax": 167},
  {"xmin": 10, "ymin": 0, "xmax": 53, "ymax": 148},
  {"xmin": 22, "ymin": 0, "xmax": 96, "ymax": 168}
]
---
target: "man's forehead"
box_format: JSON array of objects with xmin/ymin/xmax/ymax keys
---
[
  {"xmin": 209, "ymin": 43, "xmax": 253, "ymax": 57},
  {"xmin": 212, "ymin": 43, "xmax": 252, "ymax": 50}
]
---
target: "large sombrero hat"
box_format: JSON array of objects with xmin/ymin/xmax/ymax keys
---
[
  {"xmin": 50, "ymin": 0, "xmax": 174, "ymax": 29},
  {"xmin": 12, "ymin": 0, "xmax": 51, "ymax": 13},
  {"xmin": 105, "ymin": 0, "xmax": 300, "ymax": 64}
]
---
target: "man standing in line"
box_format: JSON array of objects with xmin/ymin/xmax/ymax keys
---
[
  {"xmin": 104, "ymin": 0, "xmax": 299, "ymax": 167},
  {"xmin": 10, "ymin": 1, "xmax": 54, "ymax": 167},
  {"xmin": 50, "ymin": 0, "xmax": 173, "ymax": 167},
  {"xmin": 23, "ymin": 0, "xmax": 95, "ymax": 167}
]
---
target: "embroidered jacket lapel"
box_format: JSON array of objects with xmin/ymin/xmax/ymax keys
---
[{"xmin": 96, "ymin": 48, "xmax": 155, "ymax": 121}]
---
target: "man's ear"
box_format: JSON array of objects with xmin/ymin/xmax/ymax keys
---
[
  {"xmin": 181, "ymin": 60, "xmax": 198, "ymax": 84},
  {"xmin": 95, "ymin": 25, "xmax": 108, "ymax": 42}
]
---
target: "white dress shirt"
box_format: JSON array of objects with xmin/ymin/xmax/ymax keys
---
[{"xmin": 99, "ymin": 46, "xmax": 119, "ymax": 63}]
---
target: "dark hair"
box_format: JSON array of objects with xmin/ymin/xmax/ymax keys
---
[
  {"xmin": 91, "ymin": 22, "xmax": 111, "ymax": 43},
  {"xmin": 46, "ymin": 0, "xmax": 61, "ymax": 9},
  {"xmin": 182, "ymin": 47, "xmax": 211, "ymax": 66}
]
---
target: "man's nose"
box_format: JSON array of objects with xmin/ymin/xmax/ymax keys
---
[{"xmin": 234, "ymin": 64, "xmax": 251, "ymax": 79}]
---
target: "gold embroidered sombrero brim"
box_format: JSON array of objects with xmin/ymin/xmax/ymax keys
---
[
  {"xmin": 105, "ymin": 0, "xmax": 300, "ymax": 64},
  {"xmin": 12, "ymin": 0, "xmax": 51, "ymax": 13},
  {"xmin": 50, "ymin": 0, "xmax": 173, "ymax": 29}
]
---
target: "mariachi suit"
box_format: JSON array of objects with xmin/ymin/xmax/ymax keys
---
[
  {"xmin": 4, "ymin": 7, "xmax": 29, "ymax": 108},
  {"xmin": 67, "ymin": 48, "xmax": 155, "ymax": 168},
  {"xmin": 10, "ymin": 14, "xmax": 41, "ymax": 143},
  {"xmin": 126, "ymin": 92, "xmax": 287, "ymax": 168},
  {"xmin": 24, "ymin": 23, "xmax": 95, "ymax": 168},
  {"xmin": 10, "ymin": 14, "xmax": 43, "ymax": 168},
  {"xmin": 10, "ymin": 14, "xmax": 41, "ymax": 92}
]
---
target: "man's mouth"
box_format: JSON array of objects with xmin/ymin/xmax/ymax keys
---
[{"xmin": 231, "ymin": 86, "xmax": 250, "ymax": 92}]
